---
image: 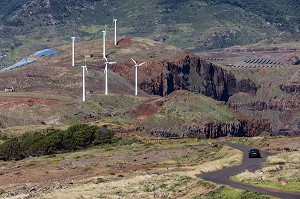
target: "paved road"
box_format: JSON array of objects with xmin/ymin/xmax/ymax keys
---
[{"xmin": 198, "ymin": 142, "xmax": 300, "ymax": 199}]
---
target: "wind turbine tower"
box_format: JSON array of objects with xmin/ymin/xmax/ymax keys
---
[
  {"xmin": 131, "ymin": 58, "xmax": 145, "ymax": 96},
  {"xmin": 82, "ymin": 57, "xmax": 88, "ymax": 101},
  {"xmin": 71, "ymin": 36, "xmax": 76, "ymax": 66},
  {"xmin": 102, "ymin": 30, "xmax": 106, "ymax": 58},
  {"xmin": 104, "ymin": 56, "xmax": 117, "ymax": 95},
  {"xmin": 113, "ymin": 18, "xmax": 117, "ymax": 45}
]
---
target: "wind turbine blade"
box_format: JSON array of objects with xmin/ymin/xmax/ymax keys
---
[
  {"xmin": 131, "ymin": 58, "xmax": 137, "ymax": 65},
  {"xmin": 139, "ymin": 62, "xmax": 146, "ymax": 66},
  {"xmin": 104, "ymin": 56, "xmax": 108, "ymax": 62},
  {"xmin": 108, "ymin": 62, "xmax": 117, "ymax": 64}
]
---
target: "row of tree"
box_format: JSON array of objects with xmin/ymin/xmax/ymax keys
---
[{"xmin": 0, "ymin": 124, "xmax": 114, "ymax": 161}]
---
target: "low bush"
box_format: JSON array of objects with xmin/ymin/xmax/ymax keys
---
[
  {"xmin": 0, "ymin": 132, "xmax": 8, "ymax": 141},
  {"xmin": 0, "ymin": 124, "xmax": 114, "ymax": 161}
]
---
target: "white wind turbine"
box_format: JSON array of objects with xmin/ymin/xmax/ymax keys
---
[
  {"xmin": 71, "ymin": 36, "xmax": 76, "ymax": 66},
  {"xmin": 82, "ymin": 56, "xmax": 88, "ymax": 101},
  {"xmin": 113, "ymin": 15, "xmax": 117, "ymax": 45},
  {"xmin": 102, "ymin": 29, "xmax": 106, "ymax": 58},
  {"xmin": 131, "ymin": 58, "xmax": 145, "ymax": 96},
  {"xmin": 104, "ymin": 56, "xmax": 117, "ymax": 95}
]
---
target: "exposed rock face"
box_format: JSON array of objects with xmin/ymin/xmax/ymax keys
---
[
  {"xmin": 228, "ymin": 95, "xmax": 300, "ymax": 136},
  {"xmin": 150, "ymin": 119, "xmax": 271, "ymax": 139},
  {"xmin": 111, "ymin": 54, "xmax": 257, "ymax": 101},
  {"xmin": 202, "ymin": 119, "xmax": 271, "ymax": 138},
  {"xmin": 271, "ymin": 128, "xmax": 300, "ymax": 137},
  {"xmin": 228, "ymin": 98, "xmax": 300, "ymax": 111},
  {"xmin": 280, "ymin": 70, "xmax": 300, "ymax": 93},
  {"xmin": 136, "ymin": 55, "xmax": 257, "ymax": 101}
]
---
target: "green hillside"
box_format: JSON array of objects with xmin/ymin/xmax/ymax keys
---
[
  {"xmin": 0, "ymin": 0, "xmax": 299, "ymax": 66},
  {"xmin": 134, "ymin": 90, "xmax": 238, "ymax": 134}
]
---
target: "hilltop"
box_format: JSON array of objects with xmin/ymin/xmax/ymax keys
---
[
  {"xmin": 0, "ymin": 36, "xmax": 270, "ymax": 139},
  {"xmin": 1, "ymin": 0, "xmax": 300, "ymax": 66}
]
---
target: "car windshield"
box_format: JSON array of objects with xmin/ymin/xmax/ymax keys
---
[{"xmin": 250, "ymin": 149, "xmax": 259, "ymax": 152}]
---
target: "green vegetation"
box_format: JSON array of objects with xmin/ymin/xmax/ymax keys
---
[
  {"xmin": 211, "ymin": 0, "xmax": 300, "ymax": 32},
  {"xmin": 1, "ymin": 0, "xmax": 300, "ymax": 66},
  {"xmin": 146, "ymin": 91, "xmax": 238, "ymax": 134},
  {"xmin": 0, "ymin": 132, "xmax": 8, "ymax": 141},
  {"xmin": 0, "ymin": 124, "xmax": 114, "ymax": 161},
  {"xmin": 201, "ymin": 185, "xmax": 273, "ymax": 199},
  {"xmin": 0, "ymin": 137, "xmax": 245, "ymax": 198},
  {"xmin": 232, "ymin": 151, "xmax": 300, "ymax": 192}
]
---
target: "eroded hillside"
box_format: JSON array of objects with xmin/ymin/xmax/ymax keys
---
[{"xmin": 0, "ymin": 37, "xmax": 270, "ymax": 137}]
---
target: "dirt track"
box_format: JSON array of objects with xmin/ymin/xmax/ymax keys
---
[{"xmin": 199, "ymin": 142, "xmax": 300, "ymax": 199}]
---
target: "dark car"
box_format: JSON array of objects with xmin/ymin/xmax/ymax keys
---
[{"xmin": 249, "ymin": 148, "xmax": 261, "ymax": 158}]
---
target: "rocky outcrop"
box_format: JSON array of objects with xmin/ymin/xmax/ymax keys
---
[
  {"xmin": 149, "ymin": 119, "xmax": 271, "ymax": 139},
  {"xmin": 136, "ymin": 55, "xmax": 257, "ymax": 101},
  {"xmin": 164, "ymin": 55, "xmax": 258, "ymax": 101},
  {"xmin": 227, "ymin": 96, "xmax": 300, "ymax": 137},
  {"xmin": 280, "ymin": 70, "xmax": 300, "ymax": 93},
  {"xmin": 111, "ymin": 54, "xmax": 257, "ymax": 101},
  {"xmin": 271, "ymin": 128, "xmax": 300, "ymax": 137},
  {"xmin": 228, "ymin": 97, "xmax": 300, "ymax": 111},
  {"xmin": 202, "ymin": 119, "xmax": 271, "ymax": 138}
]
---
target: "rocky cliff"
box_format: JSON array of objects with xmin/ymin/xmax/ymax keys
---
[
  {"xmin": 228, "ymin": 97, "xmax": 300, "ymax": 111},
  {"xmin": 202, "ymin": 119, "xmax": 271, "ymax": 139},
  {"xmin": 115, "ymin": 55, "xmax": 257, "ymax": 101},
  {"xmin": 149, "ymin": 119, "xmax": 271, "ymax": 139},
  {"xmin": 280, "ymin": 70, "xmax": 300, "ymax": 93},
  {"xmin": 227, "ymin": 95, "xmax": 300, "ymax": 136},
  {"xmin": 161, "ymin": 55, "xmax": 257, "ymax": 101}
]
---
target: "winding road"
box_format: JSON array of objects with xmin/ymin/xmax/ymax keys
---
[{"xmin": 199, "ymin": 142, "xmax": 300, "ymax": 199}]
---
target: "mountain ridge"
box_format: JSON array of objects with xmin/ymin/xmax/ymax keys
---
[{"xmin": 0, "ymin": 0, "xmax": 299, "ymax": 66}]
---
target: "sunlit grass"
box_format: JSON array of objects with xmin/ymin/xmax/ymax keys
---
[
  {"xmin": 232, "ymin": 151, "xmax": 300, "ymax": 192},
  {"xmin": 37, "ymin": 144, "xmax": 243, "ymax": 198}
]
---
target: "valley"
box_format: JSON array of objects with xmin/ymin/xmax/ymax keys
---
[
  {"xmin": 0, "ymin": 37, "xmax": 299, "ymax": 198},
  {"xmin": 0, "ymin": 1, "xmax": 299, "ymax": 198}
]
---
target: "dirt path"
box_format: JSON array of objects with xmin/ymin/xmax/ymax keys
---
[{"xmin": 199, "ymin": 142, "xmax": 300, "ymax": 199}]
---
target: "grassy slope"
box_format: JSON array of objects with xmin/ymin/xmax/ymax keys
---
[
  {"xmin": 0, "ymin": 36, "xmax": 240, "ymax": 133},
  {"xmin": 1, "ymin": 0, "xmax": 300, "ymax": 66},
  {"xmin": 0, "ymin": 92, "xmax": 146, "ymax": 133},
  {"xmin": 139, "ymin": 90, "xmax": 238, "ymax": 134},
  {"xmin": 9, "ymin": 140, "xmax": 245, "ymax": 199},
  {"xmin": 0, "ymin": 90, "xmax": 239, "ymax": 137}
]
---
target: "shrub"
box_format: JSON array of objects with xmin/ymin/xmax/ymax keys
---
[
  {"xmin": 0, "ymin": 133, "xmax": 8, "ymax": 141},
  {"xmin": 0, "ymin": 138, "xmax": 23, "ymax": 161},
  {"xmin": 0, "ymin": 124, "xmax": 115, "ymax": 161}
]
